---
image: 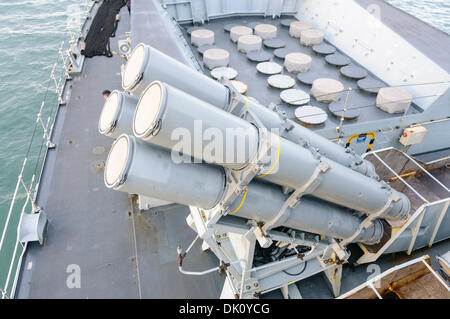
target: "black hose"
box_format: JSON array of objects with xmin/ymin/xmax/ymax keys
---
[{"xmin": 282, "ymin": 261, "xmax": 308, "ymax": 276}]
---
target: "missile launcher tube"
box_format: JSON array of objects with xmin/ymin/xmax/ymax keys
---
[
  {"xmin": 122, "ymin": 44, "xmax": 376, "ymax": 178},
  {"xmin": 104, "ymin": 135, "xmax": 384, "ymax": 245},
  {"xmin": 133, "ymin": 81, "xmax": 410, "ymax": 221},
  {"xmin": 243, "ymin": 100, "xmax": 377, "ymax": 178},
  {"xmin": 98, "ymin": 90, "xmax": 139, "ymax": 138},
  {"xmin": 121, "ymin": 43, "xmax": 230, "ymax": 109},
  {"xmin": 133, "ymin": 81, "xmax": 259, "ymax": 170}
]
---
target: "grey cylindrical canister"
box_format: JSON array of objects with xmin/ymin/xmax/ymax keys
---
[
  {"xmin": 98, "ymin": 90, "xmax": 139, "ymax": 138},
  {"xmin": 244, "ymin": 98, "xmax": 378, "ymax": 178},
  {"xmin": 133, "ymin": 81, "xmax": 260, "ymax": 170},
  {"xmin": 228, "ymin": 182, "xmax": 384, "ymax": 245},
  {"xmin": 132, "ymin": 81, "xmax": 409, "ymax": 221},
  {"xmin": 125, "ymin": 44, "xmax": 376, "ymax": 178},
  {"xmin": 121, "ymin": 43, "xmax": 230, "ymax": 109},
  {"xmin": 104, "ymin": 134, "xmax": 226, "ymax": 209},
  {"xmin": 104, "ymin": 135, "xmax": 384, "ymax": 245},
  {"xmin": 260, "ymin": 137, "xmax": 410, "ymax": 221}
]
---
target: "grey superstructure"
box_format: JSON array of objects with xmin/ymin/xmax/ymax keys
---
[{"xmin": 2, "ymin": 0, "xmax": 449, "ymax": 299}]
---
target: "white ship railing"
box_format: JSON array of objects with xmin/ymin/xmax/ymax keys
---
[
  {"xmin": 338, "ymin": 254, "xmax": 450, "ymax": 299},
  {"xmin": 0, "ymin": 0, "xmax": 95, "ymax": 299}
]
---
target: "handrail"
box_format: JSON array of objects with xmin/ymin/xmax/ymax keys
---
[
  {"xmin": 0, "ymin": 0, "xmax": 95, "ymax": 299},
  {"xmin": 365, "ymin": 147, "xmax": 449, "ymax": 195}
]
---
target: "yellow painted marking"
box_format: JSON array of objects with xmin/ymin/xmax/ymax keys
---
[
  {"xmin": 257, "ymin": 134, "xmax": 281, "ymax": 178},
  {"xmin": 345, "ymin": 132, "xmax": 376, "ymax": 153},
  {"xmin": 244, "ymin": 96, "xmax": 249, "ymax": 110},
  {"xmin": 111, "ymin": 51, "xmax": 126, "ymax": 58},
  {"xmin": 230, "ymin": 186, "xmax": 248, "ymax": 215}
]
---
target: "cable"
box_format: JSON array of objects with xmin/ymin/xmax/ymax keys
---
[{"xmin": 282, "ymin": 260, "xmax": 308, "ymax": 276}]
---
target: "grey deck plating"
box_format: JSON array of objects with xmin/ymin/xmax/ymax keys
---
[
  {"xmin": 14, "ymin": 0, "xmax": 449, "ymax": 299},
  {"xmin": 180, "ymin": 16, "xmax": 422, "ymax": 133}
]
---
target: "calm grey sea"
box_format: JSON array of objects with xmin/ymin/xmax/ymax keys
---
[
  {"xmin": 0, "ymin": 0, "xmax": 448, "ymax": 219},
  {"xmin": 0, "ymin": 1, "xmax": 89, "ymax": 215}
]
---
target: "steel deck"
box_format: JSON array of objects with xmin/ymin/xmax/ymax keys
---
[
  {"xmin": 15, "ymin": 0, "xmax": 449, "ymax": 299},
  {"xmin": 179, "ymin": 16, "xmax": 423, "ymax": 134}
]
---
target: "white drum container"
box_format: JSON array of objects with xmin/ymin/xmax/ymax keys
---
[
  {"xmin": 237, "ymin": 35, "xmax": 262, "ymax": 53},
  {"xmin": 98, "ymin": 90, "xmax": 139, "ymax": 138},
  {"xmin": 295, "ymin": 105, "xmax": 328, "ymax": 126},
  {"xmin": 191, "ymin": 29, "xmax": 215, "ymax": 47},
  {"xmin": 311, "ymin": 78, "xmax": 345, "ymax": 103},
  {"xmin": 280, "ymin": 89, "xmax": 310, "ymax": 105},
  {"xmin": 284, "ymin": 52, "xmax": 312, "ymax": 73},
  {"xmin": 230, "ymin": 25, "xmax": 253, "ymax": 42},
  {"xmin": 267, "ymin": 74, "xmax": 296, "ymax": 89},
  {"xmin": 121, "ymin": 43, "xmax": 230, "ymax": 109},
  {"xmin": 254, "ymin": 24, "xmax": 277, "ymax": 40},
  {"xmin": 104, "ymin": 136, "xmax": 385, "ymax": 245},
  {"xmin": 300, "ymin": 29, "xmax": 324, "ymax": 46},
  {"xmin": 203, "ymin": 48, "xmax": 230, "ymax": 70},
  {"xmin": 376, "ymin": 87, "xmax": 413, "ymax": 114},
  {"xmin": 289, "ymin": 21, "xmax": 312, "ymax": 38},
  {"xmin": 210, "ymin": 67, "xmax": 238, "ymax": 80}
]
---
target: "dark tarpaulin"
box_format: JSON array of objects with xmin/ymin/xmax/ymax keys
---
[{"xmin": 81, "ymin": 0, "xmax": 125, "ymax": 58}]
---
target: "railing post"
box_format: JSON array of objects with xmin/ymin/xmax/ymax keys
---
[
  {"xmin": 337, "ymin": 88, "xmax": 351, "ymax": 143},
  {"xmin": 19, "ymin": 175, "xmax": 40, "ymax": 214},
  {"xmin": 36, "ymin": 104, "xmax": 56, "ymax": 149},
  {"xmin": 1, "ymin": 286, "xmax": 10, "ymax": 299},
  {"xmin": 0, "ymin": 158, "xmax": 27, "ymax": 251}
]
